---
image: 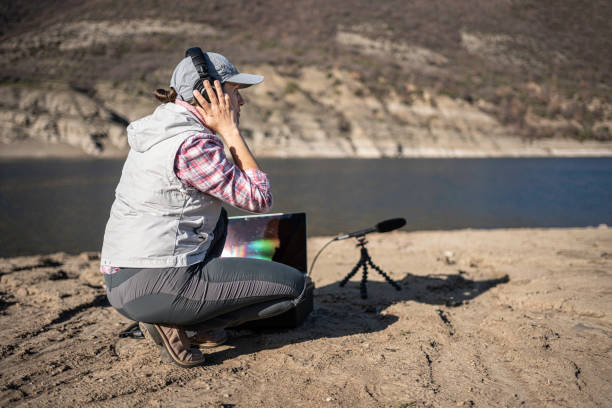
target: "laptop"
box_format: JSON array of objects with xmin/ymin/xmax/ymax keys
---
[
  {"xmin": 222, "ymin": 212, "xmax": 307, "ymax": 273},
  {"xmin": 221, "ymin": 212, "xmax": 312, "ymax": 329}
]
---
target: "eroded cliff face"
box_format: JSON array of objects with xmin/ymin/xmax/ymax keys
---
[
  {"xmin": 238, "ymin": 65, "xmax": 510, "ymax": 157},
  {"xmin": 2, "ymin": 5, "xmax": 611, "ymax": 158},
  {"xmin": 0, "ymin": 83, "xmax": 129, "ymax": 157},
  {"xmin": 2, "ymin": 65, "xmax": 611, "ymax": 158},
  {"xmin": 2, "ymin": 0, "xmax": 612, "ymax": 158}
]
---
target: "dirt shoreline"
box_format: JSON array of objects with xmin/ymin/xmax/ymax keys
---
[{"xmin": 1, "ymin": 227, "xmax": 611, "ymax": 407}]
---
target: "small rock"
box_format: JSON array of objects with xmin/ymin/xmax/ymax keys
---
[
  {"xmin": 325, "ymin": 397, "xmax": 333, "ymax": 402},
  {"xmin": 444, "ymin": 251, "xmax": 456, "ymax": 265},
  {"xmin": 16, "ymin": 287, "xmax": 28, "ymax": 297}
]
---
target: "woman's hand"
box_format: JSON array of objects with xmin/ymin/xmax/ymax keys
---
[
  {"xmin": 192, "ymin": 79, "xmax": 260, "ymax": 172},
  {"xmin": 193, "ymin": 80, "xmax": 238, "ymax": 137}
]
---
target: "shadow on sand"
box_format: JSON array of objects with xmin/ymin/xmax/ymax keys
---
[{"xmin": 205, "ymin": 271, "xmax": 509, "ymax": 365}]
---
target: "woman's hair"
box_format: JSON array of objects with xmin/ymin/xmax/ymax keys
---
[
  {"xmin": 153, "ymin": 87, "xmax": 199, "ymax": 107},
  {"xmin": 153, "ymin": 88, "xmax": 177, "ymax": 103}
]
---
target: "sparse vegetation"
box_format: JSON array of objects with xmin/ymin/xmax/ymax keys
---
[
  {"xmin": 0, "ymin": 0, "xmax": 610, "ymax": 142},
  {"xmin": 284, "ymin": 81, "xmax": 299, "ymax": 95}
]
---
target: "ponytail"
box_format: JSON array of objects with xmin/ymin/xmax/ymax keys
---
[{"xmin": 153, "ymin": 88, "xmax": 177, "ymax": 104}]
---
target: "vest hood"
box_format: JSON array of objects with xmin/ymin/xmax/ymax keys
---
[{"xmin": 126, "ymin": 103, "xmax": 205, "ymax": 152}]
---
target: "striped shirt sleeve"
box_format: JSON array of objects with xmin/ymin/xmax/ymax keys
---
[{"xmin": 174, "ymin": 133, "xmax": 273, "ymax": 213}]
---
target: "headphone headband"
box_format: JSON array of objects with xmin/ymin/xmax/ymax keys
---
[
  {"xmin": 184, "ymin": 47, "xmax": 217, "ymax": 103},
  {"xmin": 185, "ymin": 47, "xmax": 210, "ymax": 79}
]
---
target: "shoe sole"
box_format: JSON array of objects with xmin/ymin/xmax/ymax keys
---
[
  {"xmin": 191, "ymin": 332, "xmax": 228, "ymax": 348},
  {"xmin": 140, "ymin": 323, "xmax": 205, "ymax": 368}
]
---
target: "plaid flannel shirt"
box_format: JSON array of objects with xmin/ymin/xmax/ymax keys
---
[
  {"xmin": 173, "ymin": 100, "xmax": 273, "ymax": 213},
  {"xmin": 101, "ymin": 100, "xmax": 272, "ymax": 274}
]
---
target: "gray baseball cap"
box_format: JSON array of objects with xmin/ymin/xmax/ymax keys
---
[{"xmin": 170, "ymin": 52, "xmax": 264, "ymax": 101}]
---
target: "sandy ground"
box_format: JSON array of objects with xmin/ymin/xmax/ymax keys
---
[{"xmin": 0, "ymin": 227, "xmax": 611, "ymax": 407}]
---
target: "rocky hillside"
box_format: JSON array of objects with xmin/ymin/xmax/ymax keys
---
[{"xmin": 1, "ymin": 1, "xmax": 611, "ymax": 157}]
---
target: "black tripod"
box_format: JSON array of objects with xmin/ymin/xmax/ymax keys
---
[{"xmin": 339, "ymin": 236, "xmax": 402, "ymax": 299}]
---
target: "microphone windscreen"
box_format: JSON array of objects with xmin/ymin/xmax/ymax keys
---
[{"xmin": 376, "ymin": 218, "xmax": 406, "ymax": 233}]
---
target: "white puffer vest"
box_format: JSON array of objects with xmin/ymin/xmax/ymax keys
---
[{"xmin": 101, "ymin": 103, "xmax": 221, "ymax": 268}]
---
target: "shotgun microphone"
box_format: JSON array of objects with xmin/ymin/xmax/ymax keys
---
[{"xmin": 333, "ymin": 218, "xmax": 406, "ymax": 241}]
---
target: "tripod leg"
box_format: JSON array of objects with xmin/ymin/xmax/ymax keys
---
[
  {"xmin": 339, "ymin": 259, "xmax": 364, "ymax": 287},
  {"xmin": 367, "ymin": 259, "xmax": 402, "ymax": 291},
  {"xmin": 360, "ymin": 262, "xmax": 368, "ymax": 299}
]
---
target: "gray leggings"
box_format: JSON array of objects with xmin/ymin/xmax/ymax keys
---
[{"xmin": 104, "ymin": 209, "xmax": 308, "ymax": 329}]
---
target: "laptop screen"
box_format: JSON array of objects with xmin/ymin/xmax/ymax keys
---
[{"xmin": 221, "ymin": 212, "xmax": 307, "ymax": 273}]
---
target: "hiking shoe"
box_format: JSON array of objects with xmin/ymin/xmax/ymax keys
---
[
  {"xmin": 190, "ymin": 329, "xmax": 228, "ymax": 348},
  {"xmin": 140, "ymin": 323, "xmax": 205, "ymax": 368}
]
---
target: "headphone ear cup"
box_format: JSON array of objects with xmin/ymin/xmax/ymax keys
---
[{"xmin": 193, "ymin": 79, "xmax": 210, "ymax": 103}]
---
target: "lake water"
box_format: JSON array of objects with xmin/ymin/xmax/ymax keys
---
[{"xmin": 1, "ymin": 158, "xmax": 611, "ymax": 257}]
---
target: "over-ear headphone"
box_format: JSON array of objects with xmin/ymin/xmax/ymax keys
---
[{"xmin": 185, "ymin": 47, "xmax": 217, "ymax": 103}]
